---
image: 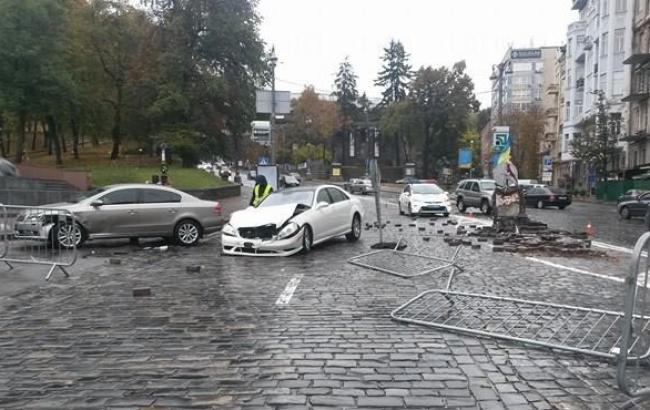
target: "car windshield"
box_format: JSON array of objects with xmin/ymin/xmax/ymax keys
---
[
  {"xmin": 362, "ymin": 179, "xmax": 372, "ymax": 185},
  {"xmin": 258, "ymin": 190, "xmax": 314, "ymax": 208},
  {"xmin": 412, "ymin": 184, "xmax": 443, "ymax": 195},
  {"xmin": 72, "ymin": 188, "xmax": 106, "ymax": 203},
  {"xmin": 480, "ymin": 181, "xmax": 496, "ymax": 191}
]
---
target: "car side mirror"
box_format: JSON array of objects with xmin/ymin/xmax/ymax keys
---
[
  {"xmin": 90, "ymin": 200, "xmax": 104, "ymax": 208},
  {"xmin": 316, "ymin": 201, "xmax": 329, "ymax": 210}
]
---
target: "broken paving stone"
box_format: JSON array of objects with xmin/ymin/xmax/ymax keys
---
[
  {"xmin": 133, "ymin": 288, "xmax": 152, "ymax": 297},
  {"xmin": 186, "ymin": 266, "xmax": 201, "ymax": 273},
  {"xmin": 108, "ymin": 258, "xmax": 122, "ymax": 265},
  {"xmin": 493, "ymin": 246, "xmax": 505, "ymax": 253},
  {"xmin": 471, "ymin": 244, "xmax": 481, "ymax": 250}
]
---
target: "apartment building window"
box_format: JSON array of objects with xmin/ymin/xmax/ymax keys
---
[
  {"xmin": 601, "ymin": 32, "xmax": 609, "ymax": 57},
  {"xmin": 567, "ymin": 38, "xmax": 572, "ymax": 57},
  {"xmin": 613, "ymin": 71, "xmax": 624, "ymax": 95},
  {"xmin": 600, "ymin": 73, "xmax": 608, "ymax": 91},
  {"xmin": 634, "ymin": 150, "xmax": 639, "ymax": 167},
  {"xmin": 641, "ymin": 100, "xmax": 649, "ymax": 131},
  {"xmin": 603, "ymin": 0, "xmax": 610, "ymax": 15},
  {"xmin": 614, "ymin": 29, "xmax": 625, "ymax": 54},
  {"xmin": 566, "ymin": 102, "xmax": 571, "ymax": 119},
  {"xmin": 564, "ymin": 134, "xmax": 570, "ymax": 153},
  {"xmin": 643, "ymin": 148, "xmax": 647, "ymax": 164},
  {"xmin": 616, "ymin": 0, "xmax": 627, "ymax": 12}
]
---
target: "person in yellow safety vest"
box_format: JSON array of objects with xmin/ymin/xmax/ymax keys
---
[{"xmin": 250, "ymin": 175, "xmax": 273, "ymax": 207}]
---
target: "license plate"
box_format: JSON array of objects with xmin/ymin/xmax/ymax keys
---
[
  {"xmin": 559, "ymin": 196, "xmax": 567, "ymax": 200},
  {"xmin": 244, "ymin": 242, "xmax": 254, "ymax": 249}
]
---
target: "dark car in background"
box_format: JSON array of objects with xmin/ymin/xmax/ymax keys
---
[
  {"xmin": 524, "ymin": 186, "xmax": 571, "ymax": 209},
  {"xmin": 618, "ymin": 189, "xmax": 648, "ymax": 204},
  {"xmin": 618, "ymin": 192, "xmax": 650, "ymax": 220}
]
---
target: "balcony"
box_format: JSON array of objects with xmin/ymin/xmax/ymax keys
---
[
  {"xmin": 624, "ymin": 53, "xmax": 650, "ymax": 65},
  {"xmin": 546, "ymin": 84, "xmax": 559, "ymax": 95},
  {"xmin": 620, "ymin": 131, "xmax": 650, "ymax": 143},
  {"xmin": 622, "ymin": 92, "xmax": 650, "ymax": 102},
  {"xmin": 572, "ymin": 0, "xmax": 587, "ymax": 10}
]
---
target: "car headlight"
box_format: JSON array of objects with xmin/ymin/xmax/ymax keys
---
[
  {"xmin": 278, "ymin": 222, "xmax": 300, "ymax": 239},
  {"xmin": 222, "ymin": 223, "xmax": 236, "ymax": 237}
]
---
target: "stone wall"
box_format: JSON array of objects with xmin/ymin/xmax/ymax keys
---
[
  {"xmin": 183, "ymin": 184, "xmax": 241, "ymax": 201},
  {"xmin": 0, "ymin": 177, "xmax": 80, "ymax": 206}
]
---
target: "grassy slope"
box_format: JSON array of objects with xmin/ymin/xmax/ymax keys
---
[{"xmin": 23, "ymin": 141, "xmax": 226, "ymax": 189}]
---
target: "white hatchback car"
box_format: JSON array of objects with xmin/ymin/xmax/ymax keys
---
[
  {"xmin": 222, "ymin": 185, "xmax": 364, "ymax": 256},
  {"xmin": 398, "ymin": 183, "xmax": 451, "ymax": 216}
]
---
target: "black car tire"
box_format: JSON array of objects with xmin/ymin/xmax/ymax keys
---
[
  {"xmin": 558, "ymin": 205, "xmax": 566, "ymax": 210},
  {"xmin": 457, "ymin": 198, "xmax": 466, "ymax": 213},
  {"xmin": 536, "ymin": 200, "xmax": 544, "ymax": 209},
  {"xmin": 346, "ymin": 214, "xmax": 361, "ymax": 242},
  {"xmin": 174, "ymin": 219, "xmax": 202, "ymax": 246},
  {"xmin": 51, "ymin": 221, "xmax": 86, "ymax": 249},
  {"xmin": 301, "ymin": 225, "xmax": 313, "ymax": 253},
  {"xmin": 620, "ymin": 206, "xmax": 631, "ymax": 220},
  {"xmin": 481, "ymin": 200, "xmax": 491, "ymax": 215}
]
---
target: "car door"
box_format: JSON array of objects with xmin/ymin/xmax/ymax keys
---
[
  {"xmin": 88, "ymin": 188, "xmax": 140, "ymax": 237},
  {"xmin": 135, "ymin": 188, "xmax": 183, "ymax": 236},
  {"xmin": 468, "ymin": 182, "xmax": 480, "ymax": 207},
  {"xmin": 326, "ymin": 187, "xmax": 351, "ymax": 235},
  {"xmin": 311, "ymin": 188, "xmax": 336, "ymax": 241},
  {"xmin": 633, "ymin": 193, "xmax": 650, "ymax": 216}
]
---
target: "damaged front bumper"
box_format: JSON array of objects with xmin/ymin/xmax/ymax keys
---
[{"xmin": 221, "ymin": 226, "xmax": 305, "ymax": 257}]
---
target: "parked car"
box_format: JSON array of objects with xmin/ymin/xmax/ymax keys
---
[
  {"xmin": 14, "ymin": 184, "xmax": 223, "ymax": 248},
  {"xmin": 222, "ymin": 185, "xmax": 364, "ymax": 256},
  {"xmin": 344, "ymin": 177, "xmax": 375, "ymax": 195},
  {"xmin": 455, "ymin": 179, "xmax": 496, "ymax": 214},
  {"xmin": 280, "ymin": 174, "xmax": 300, "ymax": 187},
  {"xmin": 247, "ymin": 169, "xmax": 257, "ymax": 180},
  {"xmin": 523, "ymin": 186, "xmax": 571, "ymax": 209},
  {"xmin": 618, "ymin": 189, "xmax": 648, "ymax": 204},
  {"xmin": 289, "ymin": 172, "xmax": 303, "ymax": 182},
  {"xmin": 398, "ymin": 183, "xmax": 450, "ymax": 217},
  {"xmin": 0, "ymin": 158, "xmax": 18, "ymax": 177},
  {"xmin": 618, "ymin": 192, "xmax": 650, "ymax": 220}
]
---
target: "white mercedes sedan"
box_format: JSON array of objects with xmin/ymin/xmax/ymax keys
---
[
  {"xmin": 222, "ymin": 185, "xmax": 364, "ymax": 256},
  {"xmin": 398, "ymin": 183, "xmax": 451, "ymax": 217}
]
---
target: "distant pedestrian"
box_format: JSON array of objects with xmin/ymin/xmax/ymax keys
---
[{"xmin": 250, "ymin": 175, "xmax": 273, "ymax": 207}]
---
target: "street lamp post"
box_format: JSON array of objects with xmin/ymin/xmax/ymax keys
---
[{"xmin": 269, "ymin": 47, "xmax": 278, "ymax": 165}]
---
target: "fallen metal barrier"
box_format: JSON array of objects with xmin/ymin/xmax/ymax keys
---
[
  {"xmin": 391, "ymin": 241, "xmax": 650, "ymax": 362},
  {"xmin": 0, "ymin": 204, "xmax": 78, "ymax": 280},
  {"xmin": 349, "ymin": 244, "xmax": 462, "ymax": 278},
  {"xmin": 617, "ymin": 232, "xmax": 650, "ymax": 405}
]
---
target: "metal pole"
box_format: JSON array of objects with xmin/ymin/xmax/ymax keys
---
[
  {"xmin": 270, "ymin": 47, "xmax": 278, "ymax": 165},
  {"xmin": 497, "ymin": 64, "xmax": 504, "ymax": 124}
]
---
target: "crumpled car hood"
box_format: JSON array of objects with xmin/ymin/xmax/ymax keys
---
[{"xmin": 229, "ymin": 203, "xmax": 298, "ymax": 228}]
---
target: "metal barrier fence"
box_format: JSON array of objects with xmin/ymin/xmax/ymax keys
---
[
  {"xmin": 0, "ymin": 204, "xmax": 78, "ymax": 280},
  {"xmin": 617, "ymin": 232, "xmax": 650, "ymax": 405}
]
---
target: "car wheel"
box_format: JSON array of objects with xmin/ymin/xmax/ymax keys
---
[
  {"xmin": 52, "ymin": 221, "xmax": 85, "ymax": 249},
  {"xmin": 620, "ymin": 206, "xmax": 631, "ymax": 220},
  {"xmin": 174, "ymin": 219, "xmax": 201, "ymax": 246},
  {"xmin": 559, "ymin": 205, "xmax": 566, "ymax": 210},
  {"xmin": 301, "ymin": 225, "xmax": 313, "ymax": 253},
  {"xmin": 536, "ymin": 200, "xmax": 544, "ymax": 209},
  {"xmin": 443, "ymin": 213, "xmax": 449, "ymax": 217},
  {"xmin": 457, "ymin": 198, "xmax": 466, "ymax": 213},
  {"xmin": 480, "ymin": 200, "xmax": 491, "ymax": 215},
  {"xmin": 346, "ymin": 214, "xmax": 361, "ymax": 242}
]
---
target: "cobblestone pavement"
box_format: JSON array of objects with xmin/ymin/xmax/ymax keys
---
[{"xmin": 0, "ymin": 189, "xmax": 648, "ymax": 409}]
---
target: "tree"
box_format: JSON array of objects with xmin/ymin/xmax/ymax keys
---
[
  {"xmin": 501, "ymin": 105, "xmax": 545, "ymax": 179},
  {"xmin": 379, "ymin": 100, "xmax": 423, "ymax": 163},
  {"xmin": 334, "ymin": 57, "xmax": 359, "ymax": 125},
  {"xmin": 409, "ymin": 62, "xmax": 479, "ymax": 177},
  {"xmin": 571, "ymin": 91, "xmax": 622, "ymax": 182},
  {"xmin": 284, "ymin": 87, "xmax": 342, "ymax": 160},
  {"xmin": 375, "ymin": 40, "xmax": 412, "ymax": 106}
]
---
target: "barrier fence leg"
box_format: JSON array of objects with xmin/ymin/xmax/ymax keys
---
[
  {"xmin": 45, "ymin": 264, "xmax": 70, "ymax": 281},
  {"xmin": 4, "ymin": 261, "xmax": 13, "ymax": 270}
]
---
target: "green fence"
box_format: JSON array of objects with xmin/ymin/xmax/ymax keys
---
[{"xmin": 596, "ymin": 180, "xmax": 650, "ymax": 201}]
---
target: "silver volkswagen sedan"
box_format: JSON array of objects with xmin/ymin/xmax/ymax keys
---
[{"xmin": 14, "ymin": 184, "xmax": 224, "ymax": 247}]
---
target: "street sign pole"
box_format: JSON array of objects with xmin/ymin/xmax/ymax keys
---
[{"xmin": 269, "ymin": 48, "xmax": 277, "ymax": 165}]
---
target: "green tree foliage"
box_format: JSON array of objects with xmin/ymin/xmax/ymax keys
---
[
  {"xmin": 502, "ymin": 105, "xmax": 545, "ymax": 179},
  {"xmin": 375, "ymin": 40, "xmax": 411, "ymax": 106},
  {"xmin": 0, "ymin": 0, "xmax": 266, "ymax": 167},
  {"xmin": 333, "ymin": 57, "xmax": 359, "ymax": 126},
  {"xmin": 409, "ymin": 62, "xmax": 480, "ymax": 177},
  {"xmin": 379, "ymin": 100, "xmax": 423, "ymax": 163},
  {"xmin": 375, "ymin": 40, "xmax": 412, "ymax": 165},
  {"xmin": 570, "ymin": 91, "xmax": 622, "ymax": 182}
]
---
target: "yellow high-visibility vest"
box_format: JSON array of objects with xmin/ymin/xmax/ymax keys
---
[{"xmin": 253, "ymin": 184, "xmax": 272, "ymax": 207}]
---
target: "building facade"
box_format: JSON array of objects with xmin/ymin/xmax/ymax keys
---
[
  {"xmin": 560, "ymin": 0, "xmax": 632, "ymax": 191},
  {"xmin": 490, "ymin": 46, "xmax": 561, "ymax": 180},
  {"xmin": 622, "ymin": 0, "xmax": 650, "ymax": 177},
  {"xmin": 547, "ymin": 47, "xmax": 567, "ymax": 186}
]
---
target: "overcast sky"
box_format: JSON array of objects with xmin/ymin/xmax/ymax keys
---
[{"xmin": 257, "ymin": 0, "xmax": 578, "ymax": 108}]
